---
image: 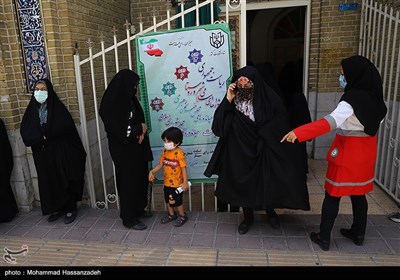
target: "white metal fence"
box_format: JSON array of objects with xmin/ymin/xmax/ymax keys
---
[
  {"xmin": 73, "ymin": 0, "xmax": 245, "ymax": 211},
  {"xmin": 359, "ymin": 0, "xmax": 400, "ymax": 204}
]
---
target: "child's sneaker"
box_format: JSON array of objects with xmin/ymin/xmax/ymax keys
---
[
  {"xmin": 173, "ymin": 214, "xmax": 188, "ymax": 227},
  {"xmin": 388, "ymin": 212, "xmax": 400, "ymax": 223},
  {"xmin": 161, "ymin": 213, "xmax": 177, "ymax": 224}
]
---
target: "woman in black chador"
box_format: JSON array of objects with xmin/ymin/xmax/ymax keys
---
[
  {"xmin": 0, "ymin": 118, "xmax": 18, "ymax": 222},
  {"xmin": 99, "ymin": 69, "xmax": 153, "ymax": 230},
  {"xmin": 20, "ymin": 79, "xmax": 86, "ymax": 224},
  {"xmin": 204, "ymin": 66, "xmax": 310, "ymax": 234}
]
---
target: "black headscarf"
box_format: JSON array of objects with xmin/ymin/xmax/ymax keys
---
[
  {"xmin": 99, "ymin": 69, "xmax": 152, "ymax": 161},
  {"xmin": 21, "ymin": 79, "xmax": 78, "ymax": 147},
  {"xmin": 340, "ymin": 55, "xmax": 387, "ymax": 136}
]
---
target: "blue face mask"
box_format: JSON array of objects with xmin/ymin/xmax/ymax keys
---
[
  {"xmin": 339, "ymin": 74, "xmax": 347, "ymax": 88},
  {"xmin": 34, "ymin": 90, "xmax": 48, "ymax": 104}
]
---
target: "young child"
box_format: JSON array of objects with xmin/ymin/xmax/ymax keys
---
[{"xmin": 149, "ymin": 126, "xmax": 189, "ymax": 227}]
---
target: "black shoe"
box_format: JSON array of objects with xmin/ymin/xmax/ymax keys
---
[
  {"xmin": 238, "ymin": 221, "xmax": 252, "ymax": 234},
  {"xmin": 48, "ymin": 212, "xmax": 63, "ymax": 222},
  {"xmin": 310, "ymin": 232, "xmax": 330, "ymax": 251},
  {"xmin": 340, "ymin": 228, "xmax": 364, "ymax": 246},
  {"xmin": 64, "ymin": 211, "xmax": 77, "ymax": 224},
  {"xmin": 266, "ymin": 210, "xmax": 280, "ymax": 229},
  {"xmin": 132, "ymin": 221, "xmax": 147, "ymax": 230},
  {"xmin": 0, "ymin": 216, "xmax": 14, "ymax": 223},
  {"xmin": 123, "ymin": 220, "xmax": 147, "ymax": 230}
]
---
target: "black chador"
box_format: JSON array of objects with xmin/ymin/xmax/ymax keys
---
[
  {"xmin": 20, "ymin": 79, "xmax": 86, "ymax": 215},
  {"xmin": 0, "ymin": 118, "xmax": 18, "ymax": 222},
  {"xmin": 204, "ymin": 66, "xmax": 310, "ymax": 211},
  {"xmin": 99, "ymin": 69, "xmax": 153, "ymax": 227}
]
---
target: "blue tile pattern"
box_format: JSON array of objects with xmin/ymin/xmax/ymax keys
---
[{"xmin": 16, "ymin": 0, "xmax": 48, "ymax": 90}]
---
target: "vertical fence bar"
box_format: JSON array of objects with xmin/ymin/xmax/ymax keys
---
[
  {"xmin": 214, "ymin": 182, "xmax": 217, "ymax": 212},
  {"xmin": 181, "ymin": 1, "xmax": 185, "ymax": 28},
  {"xmin": 388, "ymin": 42, "xmax": 400, "ymax": 196},
  {"xmin": 240, "ymin": 0, "xmax": 246, "ymax": 67},
  {"xmin": 383, "ymin": 11, "xmax": 399, "ymax": 194},
  {"xmin": 376, "ymin": 4, "xmax": 388, "ymax": 181},
  {"xmin": 125, "ymin": 20, "xmax": 132, "ymax": 70},
  {"xmin": 196, "ymin": 0, "xmax": 200, "ymax": 26},
  {"xmin": 366, "ymin": 0, "xmax": 373, "ymax": 57},
  {"xmin": 378, "ymin": 7, "xmax": 394, "ymax": 180},
  {"xmin": 369, "ymin": 1, "xmax": 377, "ymax": 60},
  {"xmin": 384, "ymin": 9, "xmax": 398, "ymax": 186},
  {"xmin": 112, "ymin": 27, "xmax": 120, "ymax": 73},
  {"xmin": 201, "ymin": 183, "xmax": 205, "ymax": 211},
  {"xmin": 88, "ymin": 42, "xmax": 109, "ymax": 209},
  {"xmin": 225, "ymin": 0, "xmax": 229, "ymax": 23},
  {"xmin": 74, "ymin": 53, "xmax": 96, "ymax": 208}
]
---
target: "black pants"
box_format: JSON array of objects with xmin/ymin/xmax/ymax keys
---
[{"xmin": 319, "ymin": 192, "xmax": 368, "ymax": 240}]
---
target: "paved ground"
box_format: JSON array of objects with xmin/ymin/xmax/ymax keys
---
[{"xmin": 1, "ymin": 160, "xmax": 399, "ymax": 273}]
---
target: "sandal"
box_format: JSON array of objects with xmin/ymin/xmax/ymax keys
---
[
  {"xmin": 173, "ymin": 214, "xmax": 188, "ymax": 227},
  {"xmin": 160, "ymin": 213, "xmax": 177, "ymax": 224}
]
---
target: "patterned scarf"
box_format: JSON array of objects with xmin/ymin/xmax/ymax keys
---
[{"xmin": 38, "ymin": 103, "xmax": 48, "ymax": 127}]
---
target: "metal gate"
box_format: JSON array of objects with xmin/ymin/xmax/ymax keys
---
[
  {"xmin": 73, "ymin": 0, "xmax": 247, "ymax": 211},
  {"xmin": 359, "ymin": 0, "xmax": 400, "ymax": 204}
]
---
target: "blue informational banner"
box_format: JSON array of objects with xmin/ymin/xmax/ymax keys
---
[
  {"xmin": 136, "ymin": 23, "xmax": 232, "ymax": 181},
  {"xmin": 338, "ymin": 3, "xmax": 358, "ymax": 11}
]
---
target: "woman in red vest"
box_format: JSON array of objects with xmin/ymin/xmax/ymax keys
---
[{"xmin": 281, "ymin": 55, "xmax": 387, "ymax": 251}]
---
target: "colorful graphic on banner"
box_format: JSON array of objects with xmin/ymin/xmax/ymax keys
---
[{"xmin": 136, "ymin": 23, "xmax": 232, "ymax": 181}]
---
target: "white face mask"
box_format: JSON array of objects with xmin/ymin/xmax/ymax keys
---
[
  {"xmin": 164, "ymin": 142, "xmax": 176, "ymax": 150},
  {"xmin": 34, "ymin": 90, "xmax": 48, "ymax": 104}
]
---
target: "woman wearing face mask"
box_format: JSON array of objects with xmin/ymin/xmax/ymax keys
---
[
  {"xmin": 20, "ymin": 79, "xmax": 86, "ymax": 224},
  {"xmin": 148, "ymin": 127, "xmax": 189, "ymax": 227},
  {"xmin": 100, "ymin": 69, "xmax": 153, "ymax": 230},
  {"xmin": 205, "ymin": 66, "xmax": 310, "ymax": 234},
  {"xmin": 281, "ymin": 55, "xmax": 387, "ymax": 251}
]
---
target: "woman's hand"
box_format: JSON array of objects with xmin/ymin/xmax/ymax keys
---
[
  {"xmin": 281, "ymin": 131, "xmax": 298, "ymax": 143},
  {"xmin": 141, "ymin": 123, "xmax": 148, "ymax": 134},
  {"xmin": 137, "ymin": 133, "xmax": 144, "ymax": 144},
  {"xmin": 226, "ymin": 83, "xmax": 237, "ymax": 103},
  {"xmin": 148, "ymin": 171, "xmax": 155, "ymax": 182}
]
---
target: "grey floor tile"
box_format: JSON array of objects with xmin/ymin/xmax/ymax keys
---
[
  {"xmin": 286, "ymin": 237, "xmax": 312, "ymax": 251},
  {"xmin": 44, "ymin": 228, "xmax": 70, "ymax": 239},
  {"xmin": 190, "ymin": 233, "xmax": 215, "ymax": 248},
  {"xmin": 262, "ymin": 236, "xmax": 286, "ymax": 250},
  {"xmin": 111, "ymin": 220, "xmax": 128, "ymax": 230},
  {"xmin": 146, "ymin": 232, "xmax": 170, "ymax": 246},
  {"xmin": 385, "ymin": 239, "xmax": 400, "ymax": 253},
  {"xmin": 172, "ymin": 221, "xmax": 194, "ymax": 233},
  {"xmin": 238, "ymin": 236, "xmax": 262, "ymax": 249},
  {"xmin": 194, "ymin": 222, "xmax": 216, "ymax": 234},
  {"xmin": 375, "ymin": 225, "xmax": 400, "ymax": 239},
  {"xmin": 92, "ymin": 218, "xmax": 117, "ymax": 230},
  {"xmin": 216, "ymin": 223, "xmax": 237, "ymax": 235},
  {"xmin": 218, "ymin": 212, "xmax": 239, "ymax": 224},
  {"xmin": 19, "ymin": 215, "xmax": 45, "ymax": 226},
  {"xmin": 260, "ymin": 224, "xmax": 283, "ymax": 236},
  {"xmin": 0, "ymin": 224, "xmax": 15, "ymax": 235},
  {"xmin": 62, "ymin": 228, "xmax": 88, "ymax": 240},
  {"xmin": 282, "ymin": 225, "xmax": 308, "ymax": 237},
  {"xmin": 102, "ymin": 230, "xmax": 128, "ymax": 244},
  {"xmin": 363, "ymin": 238, "xmax": 393, "ymax": 254},
  {"xmin": 74, "ymin": 217, "xmax": 98, "ymax": 228},
  {"xmin": 214, "ymin": 235, "xmax": 237, "ymax": 248},
  {"xmin": 24, "ymin": 227, "xmax": 51, "ymax": 238},
  {"xmin": 5, "ymin": 226, "xmax": 33, "ymax": 236},
  {"xmin": 124, "ymin": 231, "xmax": 149, "ymax": 244},
  {"xmin": 168, "ymin": 233, "xmax": 192, "ymax": 247},
  {"xmin": 335, "ymin": 238, "xmax": 367, "ymax": 253},
  {"xmin": 83, "ymin": 229, "xmax": 107, "ymax": 242},
  {"xmin": 196, "ymin": 212, "xmax": 218, "ymax": 222}
]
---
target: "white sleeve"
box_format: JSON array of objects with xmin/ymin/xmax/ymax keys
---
[{"xmin": 329, "ymin": 101, "xmax": 354, "ymax": 128}]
